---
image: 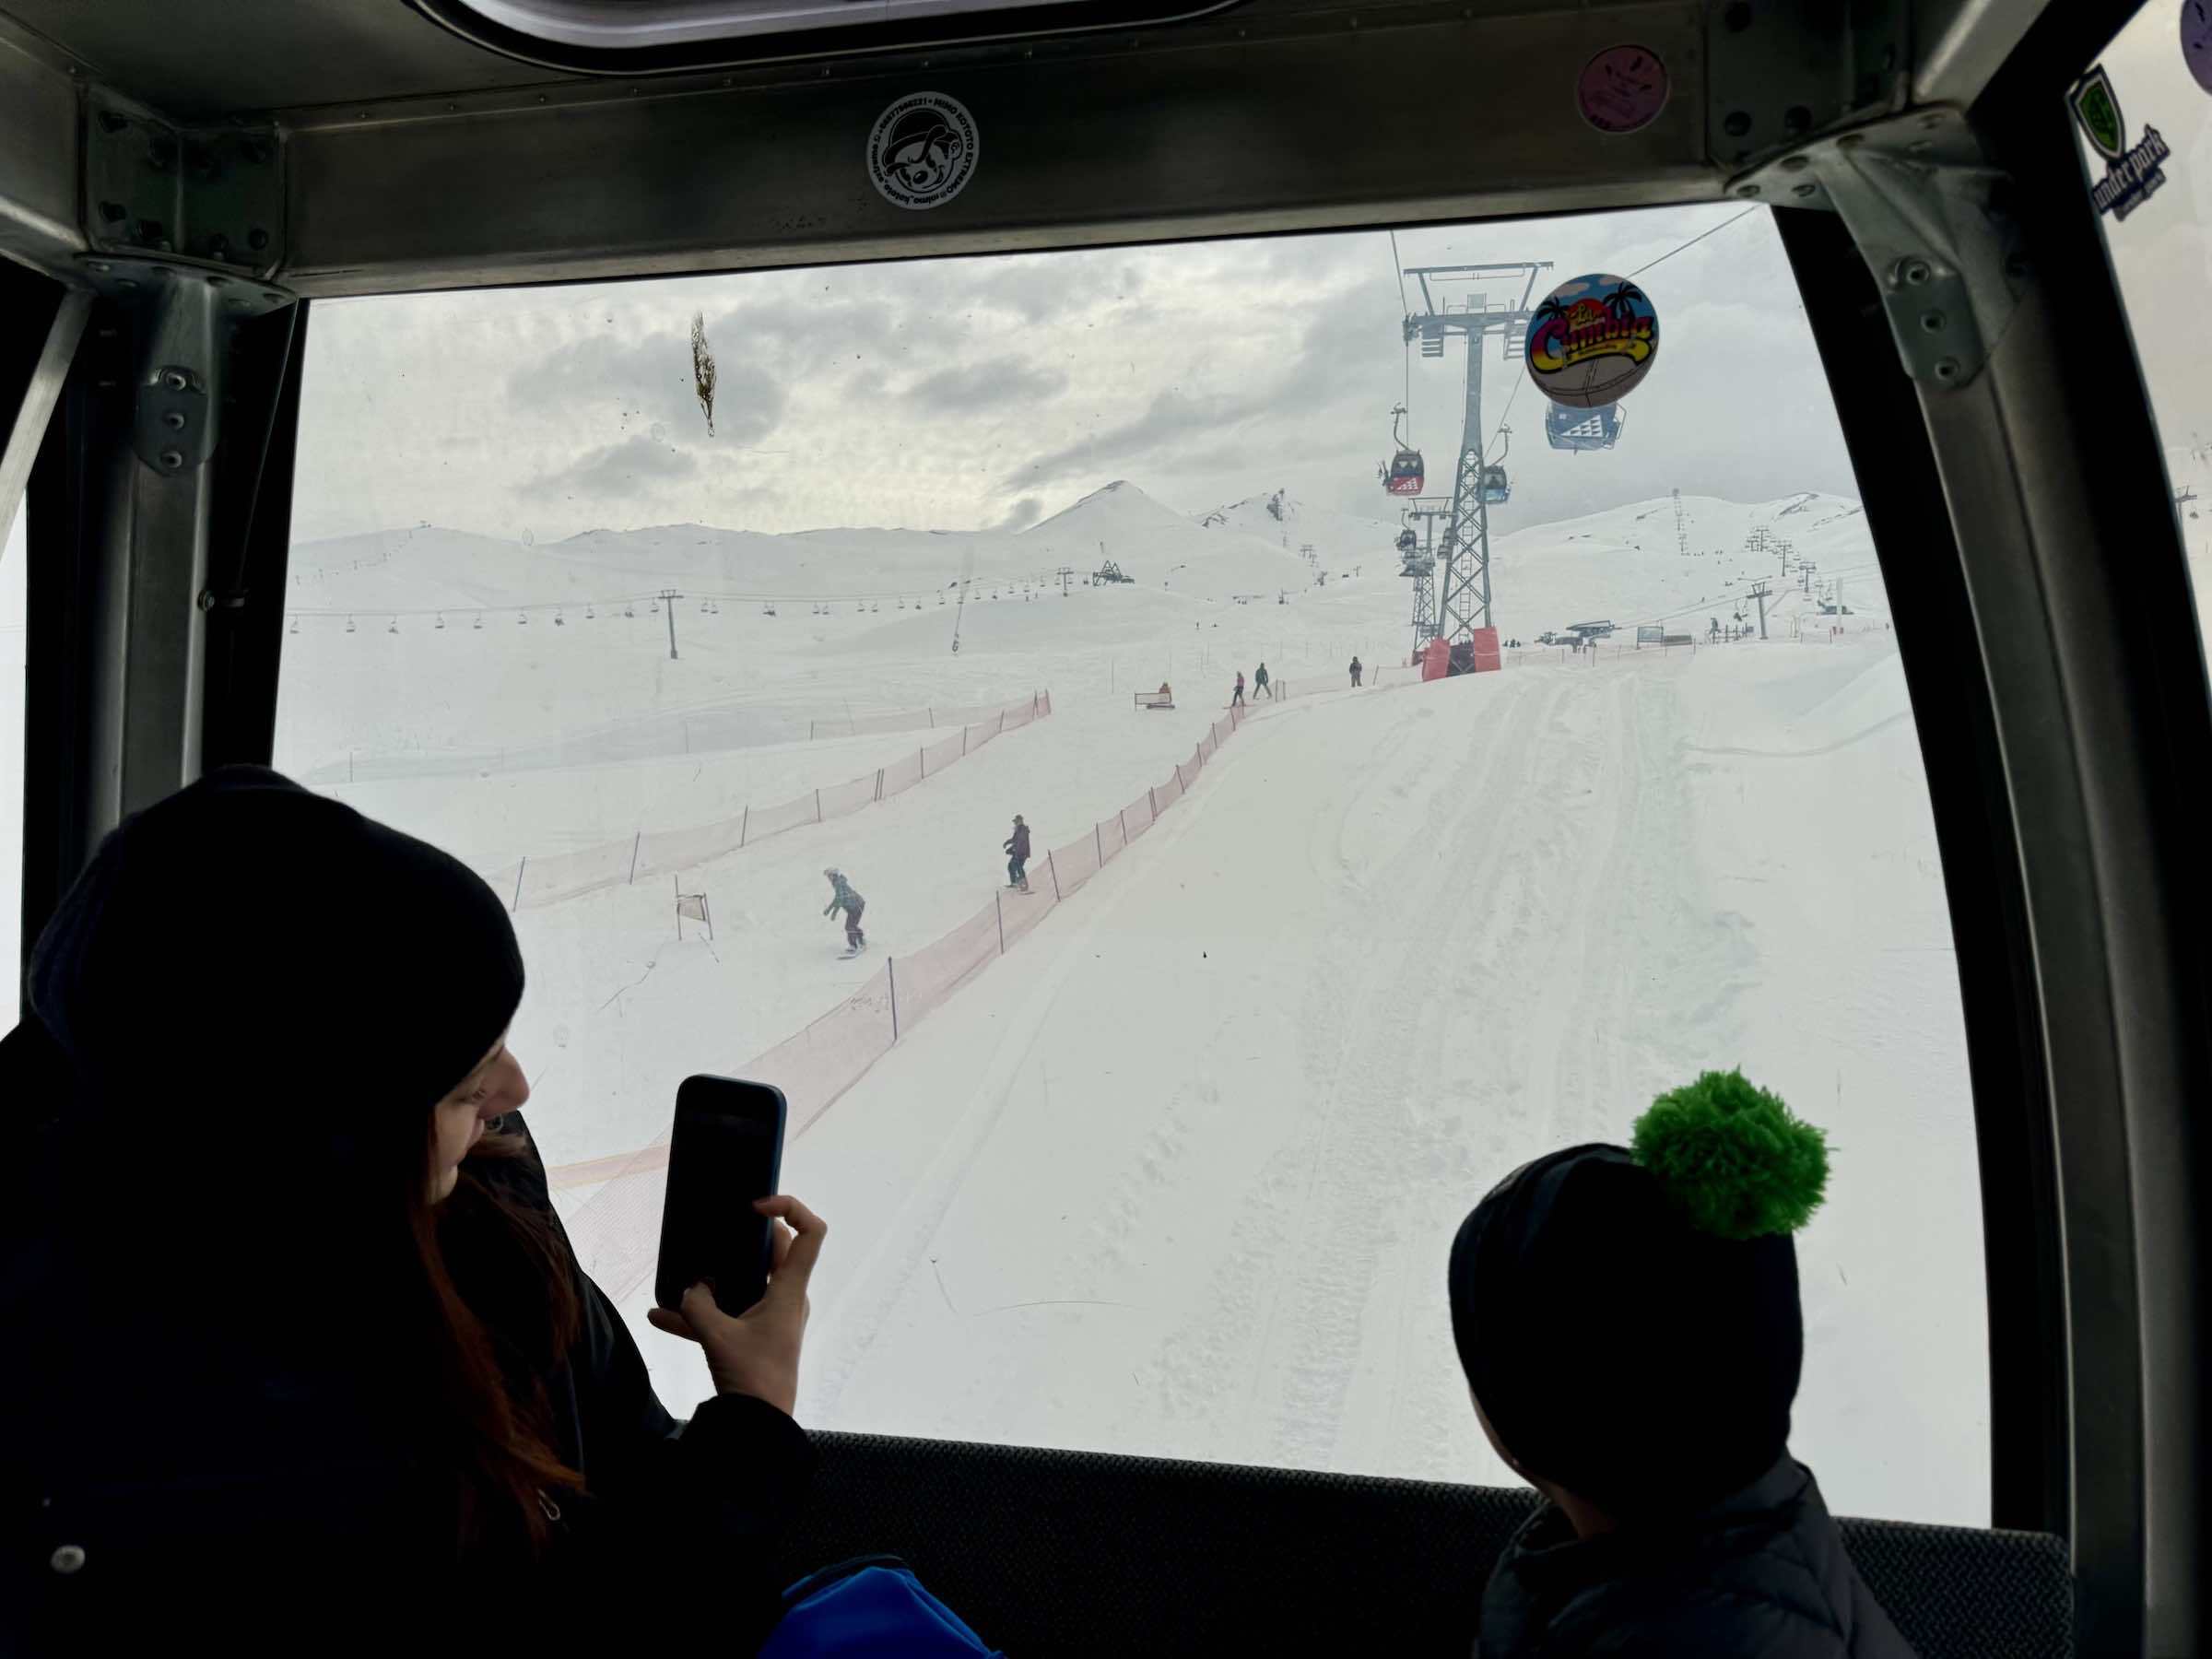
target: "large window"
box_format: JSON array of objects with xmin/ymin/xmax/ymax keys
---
[
  {"xmin": 279, "ymin": 205, "xmax": 1989, "ymax": 1524},
  {"xmin": 2076, "ymin": 1, "xmax": 2212, "ymax": 652}
]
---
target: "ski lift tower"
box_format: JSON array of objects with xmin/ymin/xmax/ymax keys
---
[
  {"xmin": 1401, "ymin": 261, "xmax": 1552, "ymax": 647},
  {"xmin": 1399, "ymin": 497, "xmax": 1452, "ymax": 640}
]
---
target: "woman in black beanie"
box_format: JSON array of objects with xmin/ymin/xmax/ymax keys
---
[
  {"xmin": 1448, "ymin": 1072, "xmax": 1916, "ymax": 1658},
  {"xmin": 2, "ymin": 768, "xmax": 824, "ymax": 1653}
]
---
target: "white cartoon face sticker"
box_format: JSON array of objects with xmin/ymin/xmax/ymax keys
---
[{"xmin": 867, "ymin": 92, "xmax": 981, "ymax": 210}]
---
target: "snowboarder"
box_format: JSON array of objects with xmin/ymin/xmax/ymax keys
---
[
  {"xmin": 1349, "ymin": 655, "xmax": 1363, "ymax": 688},
  {"xmin": 822, "ymin": 866, "xmax": 865, "ymax": 955},
  {"xmin": 1253, "ymin": 661, "xmax": 1273, "ymax": 700},
  {"xmin": 1231, "ymin": 670, "xmax": 1245, "ymax": 708},
  {"xmin": 1004, "ymin": 815, "xmax": 1032, "ymax": 893}
]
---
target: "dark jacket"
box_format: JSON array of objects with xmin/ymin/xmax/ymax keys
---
[
  {"xmin": 1006, "ymin": 824, "xmax": 1031, "ymax": 858},
  {"xmin": 1478, "ymin": 1458, "xmax": 1915, "ymax": 1659},
  {"xmin": 823, "ymin": 873, "xmax": 864, "ymax": 916},
  {"xmin": 2, "ymin": 1035, "xmax": 811, "ymax": 1654}
]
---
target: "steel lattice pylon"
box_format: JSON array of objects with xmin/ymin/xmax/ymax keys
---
[{"xmin": 1400, "ymin": 262, "xmax": 1551, "ymax": 648}]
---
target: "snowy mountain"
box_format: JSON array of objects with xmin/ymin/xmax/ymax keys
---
[
  {"xmin": 1195, "ymin": 488, "xmax": 1401, "ymax": 572},
  {"xmin": 288, "ymin": 479, "xmax": 1310, "ymax": 618}
]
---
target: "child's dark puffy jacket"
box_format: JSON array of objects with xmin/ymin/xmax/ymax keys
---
[{"xmin": 1477, "ymin": 1458, "xmax": 1917, "ymax": 1658}]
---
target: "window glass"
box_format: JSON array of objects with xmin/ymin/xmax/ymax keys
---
[
  {"xmin": 1, "ymin": 503, "xmax": 22, "ymax": 1032},
  {"xmin": 2077, "ymin": 1, "xmax": 2212, "ymax": 648},
  {"xmin": 279, "ymin": 205, "xmax": 1987, "ymax": 1524}
]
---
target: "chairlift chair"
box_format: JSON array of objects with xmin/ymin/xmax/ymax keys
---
[
  {"xmin": 584, "ymin": 604, "xmax": 594, "ymax": 619},
  {"xmin": 435, "ymin": 612, "xmax": 446, "ymax": 629},
  {"xmin": 288, "ymin": 616, "xmax": 299, "ymax": 634},
  {"xmin": 518, "ymin": 610, "xmax": 528, "ymax": 624},
  {"xmin": 388, "ymin": 618, "xmax": 399, "ymax": 634},
  {"xmin": 345, "ymin": 616, "xmax": 355, "ymax": 633},
  {"xmin": 554, "ymin": 608, "xmax": 565, "ymax": 625},
  {"xmin": 473, "ymin": 614, "xmax": 484, "ymax": 629}
]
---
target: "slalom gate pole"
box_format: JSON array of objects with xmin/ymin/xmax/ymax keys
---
[
  {"xmin": 510, "ymin": 860, "xmax": 526, "ymax": 912},
  {"xmin": 1048, "ymin": 851, "xmax": 1062, "ymax": 900},
  {"xmin": 1096, "ymin": 822, "xmax": 1104, "ymax": 863},
  {"xmin": 740, "ymin": 806, "xmax": 749, "ymax": 847},
  {"xmin": 995, "ymin": 891, "xmax": 1006, "ymax": 955},
  {"xmin": 629, "ymin": 832, "xmax": 641, "ymax": 884},
  {"xmin": 888, "ymin": 959, "xmax": 900, "ymax": 1041},
  {"xmin": 815, "ymin": 789, "xmax": 822, "ymax": 822}
]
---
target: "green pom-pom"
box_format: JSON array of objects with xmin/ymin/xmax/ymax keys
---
[{"xmin": 1630, "ymin": 1070, "xmax": 1829, "ymax": 1241}]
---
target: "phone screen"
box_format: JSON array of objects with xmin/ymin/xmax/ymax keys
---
[{"xmin": 653, "ymin": 1077, "xmax": 787, "ymax": 1315}]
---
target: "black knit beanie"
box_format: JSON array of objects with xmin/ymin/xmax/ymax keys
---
[
  {"xmin": 1447, "ymin": 1073, "xmax": 1828, "ymax": 1516},
  {"xmin": 27, "ymin": 767, "xmax": 524, "ymax": 1197}
]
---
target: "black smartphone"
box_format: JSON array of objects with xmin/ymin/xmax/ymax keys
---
[{"xmin": 653, "ymin": 1076, "xmax": 788, "ymax": 1316}]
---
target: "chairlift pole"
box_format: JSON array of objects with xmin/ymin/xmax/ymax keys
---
[
  {"xmin": 661, "ymin": 588, "xmax": 682, "ymax": 658},
  {"xmin": 1399, "ymin": 261, "xmax": 1550, "ymax": 650}
]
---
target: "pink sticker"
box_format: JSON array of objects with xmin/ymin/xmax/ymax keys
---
[{"xmin": 1578, "ymin": 46, "xmax": 1669, "ymax": 135}]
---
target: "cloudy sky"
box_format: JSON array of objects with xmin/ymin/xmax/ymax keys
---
[{"xmin": 291, "ymin": 200, "xmax": 1871, "ymax": 547}]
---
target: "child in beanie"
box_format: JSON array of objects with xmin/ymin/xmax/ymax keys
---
[{"xmin": 1447, "ymin": 1071, "xmax": 1918, "ymax": 1658}]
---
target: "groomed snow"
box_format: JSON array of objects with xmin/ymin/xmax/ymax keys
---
[{"xmin": 260, "ymin": 484, "xmax": 1985, "ymax": 1525}]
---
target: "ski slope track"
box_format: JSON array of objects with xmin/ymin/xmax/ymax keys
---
[
  {"xmin": 584, "ymin": 643, "xmax": 1984, "ymax": 1528},
  {"xmin": 242, "ymin": 485, "xmax": 1985, "ymax": 1528}
]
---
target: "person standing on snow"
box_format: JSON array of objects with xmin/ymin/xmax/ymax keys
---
[
  {"xmin": 1004, "ymin": 815, "xmax": 1032, "ymax": 893},
  {"xmin": 822, "ymin": 867, "xmax": 865, "ymax": 954},
  {"xmin": 1231, "ymin": 670, "xmax": 1245, "ymax": 708},
  {"xmin": 1349, "ymin": 655, "xmax": 1363, "ymax": 688},
  {"xmin": 1253, "ymin": 662, "xmax": 1273, "ymax": 700}
]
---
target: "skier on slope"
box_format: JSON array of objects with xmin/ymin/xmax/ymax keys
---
[
  {"xmin": 1004, "ymin": 815, "xmax": 1032, "ymax": 894},
  {"xmin": 1349, "ymin": 655, "xmax": 1363, "ymax": 688},
  {"xmin": 822, "ymin": 866, "xmax": 866, "ymax": 955},
  {"xmin": 1253, "ymin": 662, "xmax": 1273, "ymax": 700},
  {"xmin": 1231, "ymin": 670, "xmax": 1245, "ymax": 708}
]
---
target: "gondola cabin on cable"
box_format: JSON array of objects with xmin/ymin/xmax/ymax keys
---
[
  {"xmin": 1546, "ymin": 401, "xmax": 1627, "ymax": 452},
  {"xmin": 1480, "ymin": 465, "xmax": 1511, "ymax": 504},
  {"xmin": 1379, "ymin": 405, "xmax": 1423, "ymax": 495}
]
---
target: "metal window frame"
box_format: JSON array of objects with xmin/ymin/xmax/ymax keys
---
[
  {"xmin": 406, "ymin": 0, "xmax": 1252, "ymax": 76},
  {"xmin": 2, "ymin": 5, "xmax": 2206, "ymax": 1641}
]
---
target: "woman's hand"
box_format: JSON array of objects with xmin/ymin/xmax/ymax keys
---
[{"xmin": 646, "ymin": 1194, "xmax": 826, "ymax": 1417}]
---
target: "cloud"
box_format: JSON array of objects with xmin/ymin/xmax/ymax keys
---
[
  {"xmin": 511, "ymin": 331, "xmax": 700, "ymax": 434},
  {"xmin": 996, "ymin": 496, "xmax": 1043, "ymax": 531},
  {"xmin": 508, "ymin": 327, "xmax": 786, "ymax": 447},
  {"xmin": 533, "ymin": 433, "xmax": 699, "ymax": 497},
  {"xmin": 1008, "ymin": 390, "xmax": 1253, "ymax": 490},
  {"xmin": 905, "ymin": 358, "xmax": 1068, "ymax": 413}
]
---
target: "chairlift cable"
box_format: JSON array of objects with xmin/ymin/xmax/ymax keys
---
[{"xmin": 1626, "ymin": 206, "xmax": 1759, "ymax": 280}]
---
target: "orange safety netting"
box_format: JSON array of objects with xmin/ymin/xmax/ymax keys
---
[
  {"xmin": 515, "ymin": 838, "xmax": 638, "ymax": 907},
  {"xmin": 635, "ymin": 811, "xmax": 748, "ymax": 880},
  {"xmin": 818, "ymin": 772, "xmax": 877, "ymax": 821},
  {"xmin": 998, "ymin": 881, "xmax": 1058, "ymax": 950},
  {"xmin": 1050, "ymin": 831, "xmax": 1102, "ymax": 898},
  {"xmin": 877, "ymin": 748, "xmax": 925, "ymax": 801},
  {"xmin": 745, "ymin": 789, "xmax": 822, "ymax": 843},
  {"xmin": 889, "ymin": 901, "xmax": 1002, "ymax": 1030},
  {"xmin": 546, "ymin": 688, "xmax": 1258, "ymax": 1195}
]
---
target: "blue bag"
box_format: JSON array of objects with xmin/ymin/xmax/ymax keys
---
[{"xmin": 759, "ymin": 1554, "xmax": 1004, "ymax": 1658}]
